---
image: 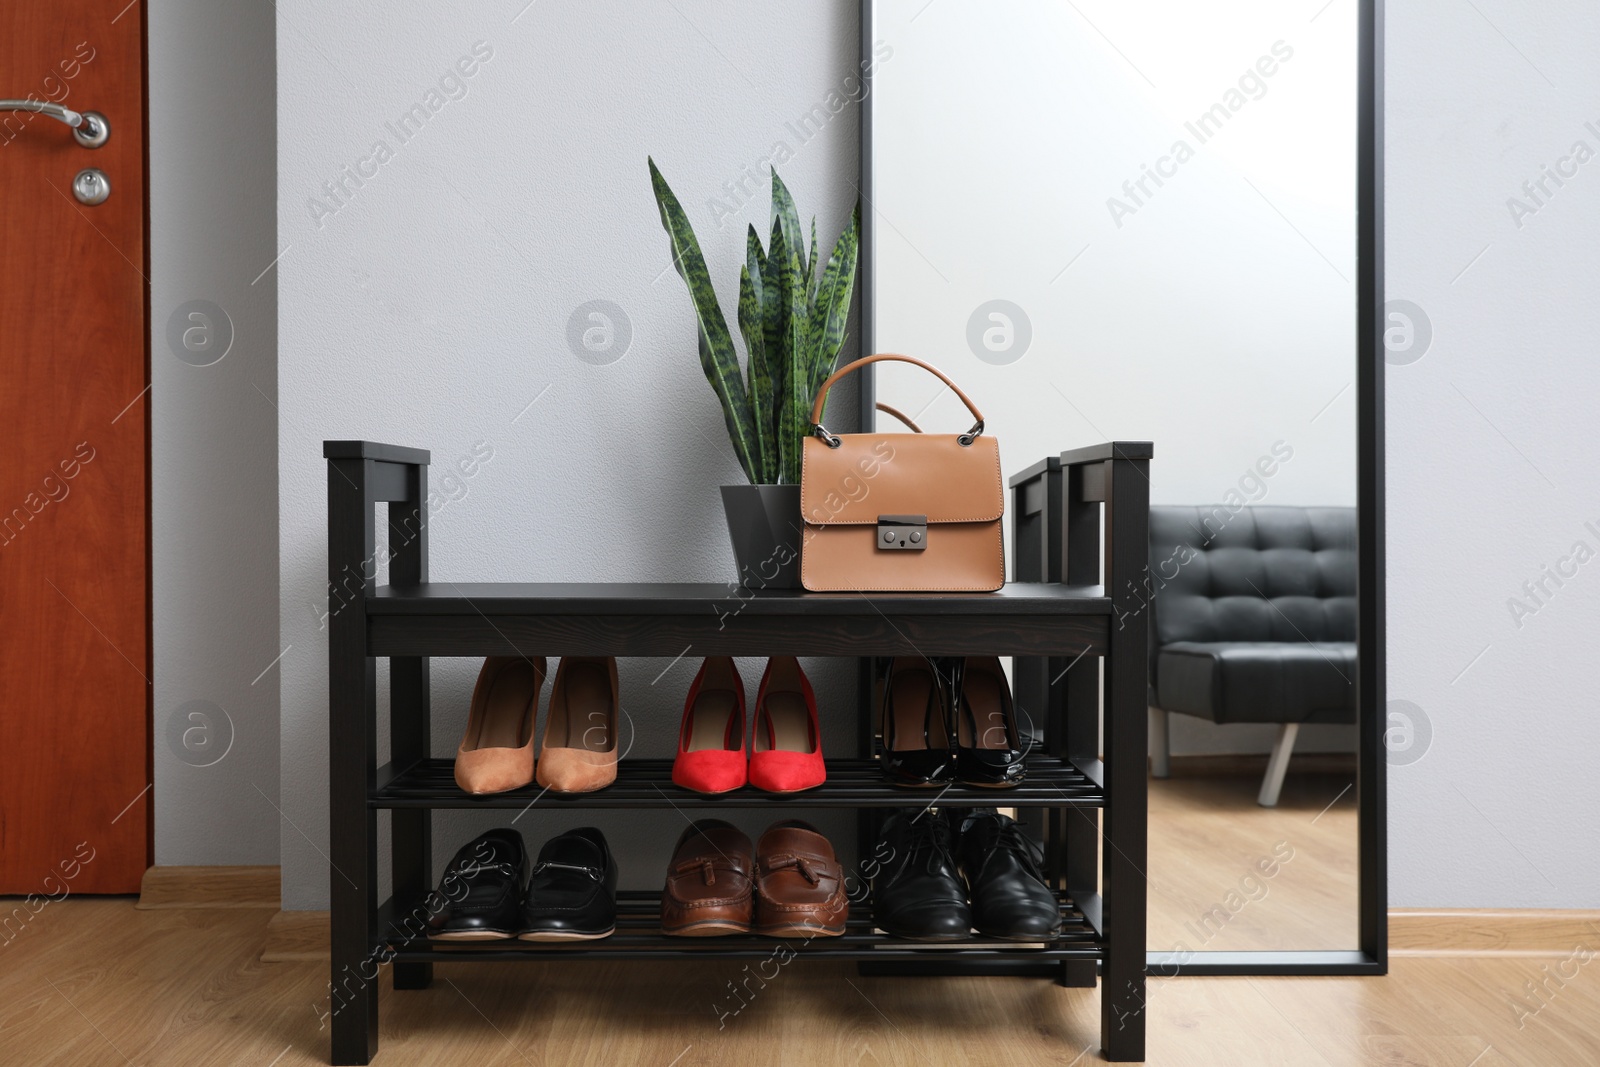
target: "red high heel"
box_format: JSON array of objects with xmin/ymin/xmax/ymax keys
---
[
  {"xmin": 748, "ymin": 657, "xmax": 825, "ymax": 793},
  {"xmin": 671, "ymin": 657, "xmax": 747, "ymax": 794}
]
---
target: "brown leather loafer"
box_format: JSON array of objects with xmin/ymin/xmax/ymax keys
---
[
  {"xmin": 754, "ymin": 820, "xmax": 848, "ymax": 938},
  {"xmin": 661, "ymin": 820, "xmax": 755, "ymax": 937}
]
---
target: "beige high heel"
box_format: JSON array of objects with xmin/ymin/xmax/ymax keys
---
[
  {"xmin": 536, "ymin": 656, "xmax": 620, "ymax": 793},
  {"xmin": 454, "ymin": 657, "xmax": 546, "ymax": 795}
]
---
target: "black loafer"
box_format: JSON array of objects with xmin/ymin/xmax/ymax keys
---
[
  {"xmin": 880, "ymin": 657, "xmax": 955, "ymax": 787},
  {"xmin": 953, "ymin": 657, "xmax": 1026, "ymax": 787},
  {"xmin": 518, "ymin": 827, "xmax": 618, "ymax": 941},
  {"xmin": 426, "ymin": 828, "xmax": 527, "ymax": 941},
  {"xmin": 957, "ymin": 810, "xmax": 1061, "ymax": 940},
  {"xmin": 872, "ymin": 809, "xmax": 971, "ymax": 941}
]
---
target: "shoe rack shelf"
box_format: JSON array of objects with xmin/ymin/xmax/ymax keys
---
[
  {"xmin": 372, "ymin": 756, "xmax": 1103, "ymax": 808},
  {"xmin": 374, "ymin": 891, "xmax": 1102, "ymax": 963},
  {"xmin": 324, "ymin": 440, "xmax": 1150, "ymax": 1065}
]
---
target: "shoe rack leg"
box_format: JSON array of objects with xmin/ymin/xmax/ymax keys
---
[
  {"xmin": 1100, "ymin": 454, "xmax": 1148, "ymax": 1063},
  {"xmin": 1054, "ymin": 799, "xmax": 1097, "ymax": 989},
  {"xmin": 388, "ymin": 476, "xmax": 432, "ymax": 992},
  {"xmin": 1052, "ymin": 651, "xmax": 1099, "ymax": 990},
  {"xmin": 390, "ymin": 658, "xmax": 432, "ymax": 989},
  {"xmin": 1058, "ymin": 459, "xmax": 1105, "ymax": 993},
  {"xmin": 328, "ymin": 456, "xmax": 380, "ymax": 1065},
  {"xmin": 856, "ymin": 656, "xmax": 881, "ymax": 895}
]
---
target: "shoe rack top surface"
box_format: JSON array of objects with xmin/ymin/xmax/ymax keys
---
[{"xmin": 361, "ymin": 584, "xmax": 1114, "ymax": 658}]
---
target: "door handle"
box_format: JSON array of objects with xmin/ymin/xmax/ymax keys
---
[{"xmin": 0, "ymin": 100, "xmax": 109, "ymax": 147}]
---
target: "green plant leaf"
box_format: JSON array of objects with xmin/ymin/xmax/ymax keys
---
[
  {"xmin": 810, "ymin": 202, "xmax": 861, "ymax": 404},
  {"xmin": 777, "ymin": 227, "xmax": 811, "ymax": 485},
  {"xmin": 747, "ymin": 222, "xmax": 769, "ymax": 286},
  {"xmin": 762, "ymin": 220, "xmax": 790, "ymax": 481},
  {"xmin": 805, "ymin": 216, "xmax": 819, "ymax": 305},
  {"xmin": 767, "ymin": 224, "xmax": 792, "ymax": 483},
  {"xmin": 770, "ymin": 169, "xmax": 807, "ymax": 285},
  {"xmin": 738, "ymin": 260, "xmax": 776, "ymax": 484},
  {"xmin": 648, "ymin": 157, "xmax": 761, "ymax": 482},
  {"xmin": 742, "ymin": 226, "xmax": 775, "ymax": 482},
  {"xmin": 762, "ymin": 217, "xmax": 785, "ymax": 372},
  {"xmin": 809, "ymin": 267, "xmax": 838, "ymax": 410}
]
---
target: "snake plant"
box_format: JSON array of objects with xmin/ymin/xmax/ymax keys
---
[{"xmin": 649, "ymin": 158, "xmax": 860, "ymax": 484}]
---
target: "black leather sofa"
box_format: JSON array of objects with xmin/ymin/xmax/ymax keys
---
[{"xmin": 1148, "ymin": 505, "xmax": 1357, "ymax": 805}]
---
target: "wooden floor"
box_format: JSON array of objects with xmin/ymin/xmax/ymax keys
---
[
  {"xmin": 3, "ymin": 772, "xmax": 1589, "ymax": 1065},
  {"xmin": 7, "ymin": 894, "xmax": 1600, "ymax": 1063},
  {"xmin": 1148, "ymin": 767, "xmax": 1359, "ymax": 952}
]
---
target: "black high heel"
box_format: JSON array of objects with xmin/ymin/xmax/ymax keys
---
[
  {"xmin": 880, "ymin": 657, "xmax": 954, "ymax": 787},
  {"xmin": 954, "ymin": 657, "xmax": 1025, "ymax": 787}
]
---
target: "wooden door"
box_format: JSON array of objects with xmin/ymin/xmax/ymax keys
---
[{"xmin": 0, "ymin": 2, "xmax": 148, "ymax": 893}]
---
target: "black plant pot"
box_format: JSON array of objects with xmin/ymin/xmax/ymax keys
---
[{"xmin": 719, "ymin": 484, "xmax": 803, "ymax": 590}]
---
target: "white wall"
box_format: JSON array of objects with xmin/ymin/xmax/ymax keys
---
[
  {"xmin": 276, "ymin": 1, "xmax": 863, "ymax": 908},
  {"xmin": 1385, "ymin": 0, "xmax": 1600, "ymax": 908},
  {"xmin": 149, "ymin": 0, "xmax": 280, "ymax": 865},
  {"xmin": 869, "ymin": 0, "xmax": 1358, "ymax": 517}
]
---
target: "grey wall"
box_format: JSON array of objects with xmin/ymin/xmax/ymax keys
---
[
  {"xmin": 275, "ymin": 0, "xmax": 862, "ymax": 909},
  {"xmin": 149, "ymin": 0, "xmax": 280, "ymax": 865},
  {"xmin": 1385, "ymin": 1, "xmax": 1600, "ymax": 907}
]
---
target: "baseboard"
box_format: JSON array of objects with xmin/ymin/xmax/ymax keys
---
[
  {"xmin": 262, "ymin": 910, "xmax": 330, "ymax": 962},
  {"xmin": 136, "ymin": 866, "xmax": 280, "ymax": 910},
  {"xmin": 1155, "ymin": 752, "xmax": 1358, "ymax": 777},
  {"xmin": 1390, "ymin": 909, "xmax": 1600, "ymax": 956}
]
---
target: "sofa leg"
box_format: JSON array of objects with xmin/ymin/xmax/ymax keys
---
[
  {"xmin": 1149, "ymin": 707, "xmax": 1171, "ymax": 778},
  {"xmin": 1257, "ymin": 723, "xmax": 1299, "ymax": 807}
]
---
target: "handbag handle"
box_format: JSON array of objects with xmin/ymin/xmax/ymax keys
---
[
  {"xmin": 874, "ymin": 401, "xmax": 924, "ymax": 433},
  {"xmin": 810, "ymin": 353, "xmax": 984, "ymax": 448}
]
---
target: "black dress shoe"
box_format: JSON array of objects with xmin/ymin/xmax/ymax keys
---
[
  {"xmin": 426, "ymin": 828, "xmax": 527, "ymax": 941},
  {"xmin": 953, "ymin": 657, "xmax": 1026, "ymax": 787},
  {"xmin": 518, "ymin": 827, "xmax": 618, "ymax": 941},
  {"xmin": 880, "ymin": 657, "xmax": 955, "ymax": 787},
  {"xmin": 872, "ymin": 809, "xmax": 971, "ymax": 941},
  {"xmin": 956, "ymin": 810, "xmax": 1061, "ymax": 940}
]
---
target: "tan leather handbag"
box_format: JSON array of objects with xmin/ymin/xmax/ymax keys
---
[{"xmin": 800, "ymin": 354, "xmax": 1004, "ymax": 593}]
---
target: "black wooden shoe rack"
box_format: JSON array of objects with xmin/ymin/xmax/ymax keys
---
[{"xmin": 323, "ymin": 440, "xmax": 1151, "ymax": 1064}]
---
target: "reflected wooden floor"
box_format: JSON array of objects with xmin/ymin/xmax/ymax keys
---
[
  {"xmin": 1147, "ymin": 768, "xmax": 1359, "ymax": 953},
  {"xmin": 5, "ymin": 886, "xmax": 1599, "ymax": 1065}
]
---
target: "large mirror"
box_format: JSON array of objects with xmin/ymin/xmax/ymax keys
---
[{"xmin": 862, "ymin": 0, "xmax": 1377, "ymax": 965}]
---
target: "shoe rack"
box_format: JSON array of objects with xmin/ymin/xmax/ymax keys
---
[{"xmin": 323, "ymin": 440, "xmax": 1151, "ymax": 1065}]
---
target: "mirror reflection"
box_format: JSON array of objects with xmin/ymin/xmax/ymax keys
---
[{"xmin": 867, "ymin": 0, "xmax": 1360, "ymax": 952}]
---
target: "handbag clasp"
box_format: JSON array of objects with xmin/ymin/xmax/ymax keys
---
[
  {"xmin": 877, "ymin": 515, "xmax": 927, "ymax": 551},
  {"xmin": 812, "ymin": 422, "xmax": 843, "ymax": 448}
]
